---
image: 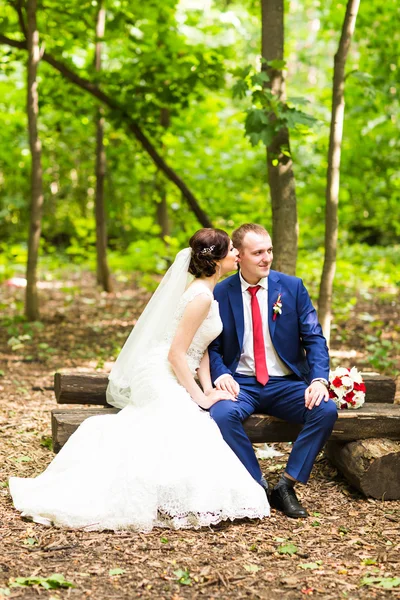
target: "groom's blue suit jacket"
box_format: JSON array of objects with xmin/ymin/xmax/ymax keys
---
[{"xmin": 209, "ymin": 270, "xmax": 329, "ymax": 385}]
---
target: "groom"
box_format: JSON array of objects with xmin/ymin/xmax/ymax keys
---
[{"xmin": 208, "ymin": 223, "xmax": 337, "ymax": 518}]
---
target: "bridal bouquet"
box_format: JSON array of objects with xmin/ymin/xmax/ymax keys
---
[{"xmin": 328, "ymin": 367, "xmax": 366, "ymax": 409}]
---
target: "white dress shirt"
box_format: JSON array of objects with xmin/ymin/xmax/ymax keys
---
[{"xmin": 236, "ymin": 271, "xmax": 292, "ymax": 377}]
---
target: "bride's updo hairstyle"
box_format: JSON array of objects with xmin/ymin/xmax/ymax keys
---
[{"xmin": 189, "ymin": 228, "xmax": 230, "ymax": 278}]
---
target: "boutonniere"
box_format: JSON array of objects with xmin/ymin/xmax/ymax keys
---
[{"xmin": 272, "ymin": 293, "xmax": 282, "ymax": 321}]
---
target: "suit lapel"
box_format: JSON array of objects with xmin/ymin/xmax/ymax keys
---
[
  {"xmin": 228, "ymin": 273, "xmax": 244, "ymax": 349},
  {"xmin": 268, "ymin": 271, "xmax": 282, "ymax": 339}
]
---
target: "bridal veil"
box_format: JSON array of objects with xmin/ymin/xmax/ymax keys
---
[{"xmin": 106, "ymin": 248, "xmax": 193, "ymax": 409}]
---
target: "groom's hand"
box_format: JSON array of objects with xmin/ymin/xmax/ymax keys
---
[
  {"xmin": 215, "ymin": 375, "xmax": 240, "ymax": 398},
  {"xmin": 305, "ymin": 381, "xmax": 329, "ymax": 410}
]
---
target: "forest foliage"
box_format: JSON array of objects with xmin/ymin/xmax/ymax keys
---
[{"xmin": 0, "ymin": 0, "xmax": 399, "ymax": 278}]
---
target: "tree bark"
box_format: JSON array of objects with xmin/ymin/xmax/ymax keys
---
[
  {"xmin": 25, "ymin": 0, "xmax": 43, "ymax": 321},
  {"xmin": 318, "ymin": 0, "xmax": 360, "ymax": 344},
  {"xmin": 261, "ymin": 0, "xmax": 298, "ymax": 275},
  {"xmin": 0, "ymin": 34, "xmax": 212, "ymax": 228},
  {"xmin": 94, "ymin": 2, "xmax": 113, "ymax": 292},
  {"xmin": 155, "ymin": 108, "xmax": 170, "ymax": 240},
  {"xmin": 156, "ymin": 188, "xmax": 170, "ymax": 239},
  {"xmin": 326, "ymin": 438, "xmax": 400, "ymax": 499}
]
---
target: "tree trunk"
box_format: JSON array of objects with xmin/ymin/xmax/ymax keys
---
[
  {"xmin": 326, "ymin": 438, "xmax": 400, "ymax": 499},
  {"xmin": 156, "ymin": 191, "xmax": 170, "ymax": 239},
  {"xmin": 318, "ymin": 0, "xmax": 360, "ymax": 345},
  {"xmin": 25, "ymin": 0, "xmax": 43, "ymax": 321},
  {"xmin": 155, "ymin": 108, "xmax": 170, "ymax": 240},
  {"xmin": 261, "ymin": 0, "xmax": 298, "ymax": 275},
  {"xmin": 0, "ymin": 34, "xmax": 212, "ymax": 229},
  {"xmin": 94, "ymin": 2, "xmax": 113, "ymax": 292}
]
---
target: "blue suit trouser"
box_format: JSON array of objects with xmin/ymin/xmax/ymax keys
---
[{"xmin": 209, "ymin": 374, "xmax": 338, "ymax": 485}]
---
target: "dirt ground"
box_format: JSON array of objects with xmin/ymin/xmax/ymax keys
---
[{"xmin": 0, "ymin": 272, "xmax": 399, "ymax": 599}]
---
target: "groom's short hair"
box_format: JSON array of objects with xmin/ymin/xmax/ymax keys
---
[{"xmin": 232, "ymin": 223, "xmax": 270, "ymax": 250}]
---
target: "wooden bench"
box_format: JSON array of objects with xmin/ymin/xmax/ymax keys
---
[{"xmin": 51, "ymin": 372, "xmax": 400, "ymax": 500}]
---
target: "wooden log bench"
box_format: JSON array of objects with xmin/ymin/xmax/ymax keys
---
[{"xmin": 51, "ymin": 372, "xmax": 400, "ymax": 500}]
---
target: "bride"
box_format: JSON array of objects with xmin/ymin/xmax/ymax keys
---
[{"xmin": 10, "ymin": 228, "xmax": 269, "ymax": 531}]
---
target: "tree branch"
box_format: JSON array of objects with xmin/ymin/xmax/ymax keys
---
[
  {"xmin": 0, "ymin": 34, "xmax": 212, "ymax": 227},
  {"xmin": 10, "ymin": 0, "xmax": 28, "ymax": 38}
]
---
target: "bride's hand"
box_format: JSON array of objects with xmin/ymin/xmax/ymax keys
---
[{"xmin": 200, "ymin": 388, "xmax": 237, "ymax": 409}]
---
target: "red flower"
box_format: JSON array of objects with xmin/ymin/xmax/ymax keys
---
[
  {"xmin": 353, "ymin": 382, "xmax": 366, "ymax": 392},
  {"xmin": 344, "ymin": 391, "xmax": 355, "ymax": 403},
  {"xmin": 332, "ymin": 376, "xmax": 343, "ymax": 388},
  {"xmin": 329, "ymin": 389, "xmax": 336, "ymax": 399}
]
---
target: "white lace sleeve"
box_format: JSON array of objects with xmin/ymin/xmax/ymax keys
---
[
  {"xmin": 183, "ymin": 285, "xmax": 214, "ymax": 304},
  {"xmin": 173, "ymin": 286, "xmax": 213, "ymax": 322}
]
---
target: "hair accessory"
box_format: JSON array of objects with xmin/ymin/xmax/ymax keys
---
[{"xmin": 200, "ymin": 245, "xmax": 215, "ymax": 255}]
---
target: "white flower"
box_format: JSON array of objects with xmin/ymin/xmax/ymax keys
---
[
  {"xmin": 349, "ymin": 366, "xmax": 363, "ymax": 383},
  {"xmin": 352, "ymin": 391, "xmax": 365, "ymax": 408},
  {"xmin": 332, "ymin": 367, "xmax": 350, "ymax": 377},
  {"xmin": 341, "ymin": 375, "xmax": 353, "ymax": 388}
]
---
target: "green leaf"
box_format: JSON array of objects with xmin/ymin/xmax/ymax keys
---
[
  {"xmin": 267, "ymin": 59, "xmax": 286, "ymax": 70},
  {"xmin": 160, "ymin": 537, "xmax": 169, "ymax": 544},
  {"xmin": 278, "ymin": 543, "xmax": 298, "ymax": 555},
  {"xmin": 40, "ymin": 437, "xmax": 53, "ymax": 450},
  {"xmin": 379, "ymin": 578, "xmax": 400, "ymax": 589},
  {"xmin": 361, "ymin": 576, "xmax": 400, "ymax": 589},
  {"xmin": 361, "ymin": 558, "xmax": 377, "ymax": 566},
  {"xmin": 250, "ymin": 72, "xmax": 269, "ymax": 87},
  {"xmin": 245, "ymin": 108, "xmax": 269, "ymax": 134},
  {"xmin": 260, "ymin": 128, "xmax": 274, "ymax": 147},
  {"xmin": 348, "ymin": 71, "xmax": 374, "ymax": 83},
  {"xmin": 284, "ymin": 108, "xmax": 317, "ymax": 129},
  {"xmin": 232, "ymin": 79, "xmax": 248, "ymax": 99},
  {"xmin": 23, "ymin": 537, "xmax": 38, "ymax": 546},
  {"xmin": 46, "ymin": 574, "xmax": 75, "ymax": 589},
  {"xmin": 231, "ymin": 65, "xmax": 252, "ymax": 79},
  {"xmin": 10, "ymin": 574, "xmax": 74, "ymax": 589},
  {"xmin": 7, "ymin": 337, "xmax": 24, "ymax": 351},
  {"xmin": 244, "ymin": 564, "xmax": 261, "ymax": 573},
  {"xmin": 299, "ymin": 561, "xmax": 322, "ymax": 570},
  {"xmin": 14, "ymin": 456, "xmax": 32, "ymax": 463},
  {"xmin": 109, "ymin": 568, "xmax": 125, "ymax": 576},
  {"xmin": 173, "ymin": 568, "xmax": 191, "ymax": 585},
  {"xmin": 248, "ymin": 132, "xmax": 261, "ymax": 146},
  {"xmin": 287, "ymin": 96, "xmax": 310, "ymax": 106}
]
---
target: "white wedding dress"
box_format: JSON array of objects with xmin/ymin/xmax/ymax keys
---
[{"xmin": 10, "ymin": 284, "xmax": 269, "ymax": 531}]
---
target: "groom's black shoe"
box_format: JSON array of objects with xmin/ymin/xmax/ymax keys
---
[{"xmin": 270, "ymin": 485, "xmax": 308, "ymax": 519}]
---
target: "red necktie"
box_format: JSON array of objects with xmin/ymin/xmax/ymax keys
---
[{"xmin": 248, "ymin": 286, "xmax": 269, "ymax": 385}]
